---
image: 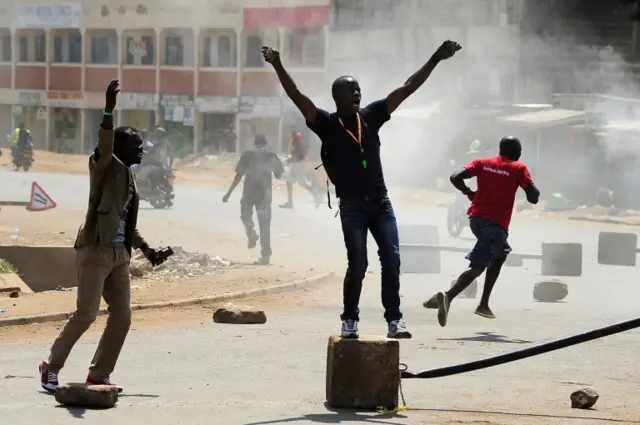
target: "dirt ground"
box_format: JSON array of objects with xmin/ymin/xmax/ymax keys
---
[
  {"xmin": 0, "ymin": 283, "xmax": 331, "ymax": 345},
  {"xmin": 0, "ymin": 204, "xmax": 320, "ymax": 321}
]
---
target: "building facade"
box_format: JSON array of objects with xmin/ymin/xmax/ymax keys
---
[
  {"xmin": 0, "ymin": 0, "xmax": 330, "ymax": 155},
  {"xmin": 327, "ymin": 0, "xmax": 524, "ymax": 107}
]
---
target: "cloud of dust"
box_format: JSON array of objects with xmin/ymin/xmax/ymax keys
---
[{"xmin": 316, "ymin": 1, "xmax": 640, "ymax": 200}]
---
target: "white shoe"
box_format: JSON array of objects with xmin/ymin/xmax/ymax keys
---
[{"xmin": 341, "ymin": 319, "xmax": 359, "ymax": 338}]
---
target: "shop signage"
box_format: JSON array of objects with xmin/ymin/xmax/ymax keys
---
[
  {"xmin": 19, "ymin": 91, "xmax": 43, "ymax": 104},
  {"xmin": 160, "ymin": 94, "xmax": 193, "ymax": 107},
  {"xmin": 195, "ymin": 96, "xmax": 238, "ymax": 113},
  {"xmin": 238, "ymin": 96, "xmax": 281, "ymax": 119},
  {"xmin": 47, "ymin": 91, "xmax": 83, "ymax": 108},
  {"xmin": 119, "ymin": 93, "xmax": 156, "ymax": 110},
  {"xmin": 14, "ymin": 4, "xmax": 83, "ymax": 29}
]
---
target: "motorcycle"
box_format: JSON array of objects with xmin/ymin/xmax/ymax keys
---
[
  {"xmin": 133, "ymin": 165, "xmax": 176, "ymax": 209},
  {"xmin": 447, "ymin": 192, "xmax": 469, "ymax": 237},
  {"xmin": 12, "ymin": 145, "xmax": 34, "ymax": 172}
]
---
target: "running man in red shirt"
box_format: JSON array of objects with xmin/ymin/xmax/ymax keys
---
[{"xmin": 424, "ymin": 136, "xmax": 540, "ymax": 327}]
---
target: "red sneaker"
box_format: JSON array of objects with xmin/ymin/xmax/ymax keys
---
[{"xmin": 86, "ymin": 373, "xmax": 123, "ymax": 393}]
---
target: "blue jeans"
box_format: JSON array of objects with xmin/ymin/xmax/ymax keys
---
[
  {"xmin": 466, "ymin": 216, "xmax": 512, "ymax": 270},
  {"xmin": 339, "ymin": 196, "xmax": 402, "ymax": 323}
]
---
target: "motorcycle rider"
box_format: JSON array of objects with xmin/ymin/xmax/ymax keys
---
[
  {"xmin": 11, "ymin": 122, "xmax": 34, "ymax": 160},
  {"xmin": 135, "ymin": 127, "xmax": 172, "ymax": 188}
]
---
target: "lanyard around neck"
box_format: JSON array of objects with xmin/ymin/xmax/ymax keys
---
[{"xmin": 338, "ymin": 114, "xmax": 363, "ymax": 153}]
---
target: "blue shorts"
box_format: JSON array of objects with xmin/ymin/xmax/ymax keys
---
[{"xmin": 465, "ymin": 216, "xmax": 512, "ymax": 269}]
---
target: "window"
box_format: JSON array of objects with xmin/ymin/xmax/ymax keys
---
[
  {"xmin": 165, "ymin": 35, "xmax": 184, "ymax": 65},
  {"xmin": 202, "ymin": 34, "xmax": 236, "ymax": 67},
  {"xmin": 245, "ymin": 35, "xmax": 263, "ymax": 67},
  {"xmin": 286, "ymin": 28, "xmax": 324, "ymax": 67},
  {"xmin": 91, "ymin": 36, "xmax": 110, "ymax": 64},
  {"xmin": 35, "ymin": 34, "xmax": 46, "ymax": 62},
  {"xmin": 55, "ymin": 31, "xmax": 82, "ymax": 63},
  {"xmin": 217, "ymin": 35, "xmax": 232, "ymax": 67},
  {"xmin": 332, "ymin": 0, "xmax": 364, "ymax": 30},
  {"xmin": 68, "ymin": 30, "xmax": 82, "ymax": 63},
  {"xmin": 1, "ymin": 35, "xmax": 10, "ymax": 62},
  {"xmin": 126, "ymin": 36, "xmax": 154, "ymax": 65},
  {"xmin": 54, "ymin": 36, "xmax": 63, "ymax": 62},
  {"xmin": 19, "ymin": 36, "xmax": 28, "ymax": 62},
  {"xmin": 332, "ymin": 0, "xmax": 397, "ymax": 30}
]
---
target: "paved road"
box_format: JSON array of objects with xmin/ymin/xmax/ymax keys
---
[
  {"xmin": 1, "ymin": 170, "xmax": 639, "ymax": 423},
  {"xmin": 0, "ymin": 268, "xmax": 638, "ymax": 424},
  {"xmin": 0, "ymin": 169, "xmax": 615, "ymax": 260}
]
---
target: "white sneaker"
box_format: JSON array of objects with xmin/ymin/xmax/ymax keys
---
[
  {"xmin": 39, "ymin": 362, "xmax": 59, "ymax": 393},
  {"xmin": 341, "ymin": 319, "xmax": 359, "ymax": 338},
  {"xmin": 387, "ymin": 319, "xmax": 412, "ymax": 339}
]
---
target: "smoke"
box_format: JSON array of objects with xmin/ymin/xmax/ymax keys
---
[{"xmin": 305, "ymin": 1, "xmax": 640, "ymax": 205}]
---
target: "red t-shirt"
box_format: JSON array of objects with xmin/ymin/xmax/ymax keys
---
[{"xmin": 465, "ymin": 155, "xmax": 534, "ymax": 230}]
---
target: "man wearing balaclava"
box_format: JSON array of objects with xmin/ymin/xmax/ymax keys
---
[
  {"xmin": 424, "ymin": 136, "xmax": 540, "ymax": 326},
  {"xmin": 38, "ymin": 80, "xmax": 166, "ymax": 394}
]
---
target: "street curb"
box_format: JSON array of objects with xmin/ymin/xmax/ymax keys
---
[{"xmin": 0, "ymin": 271, "xmax": 335, "ymax": 328}]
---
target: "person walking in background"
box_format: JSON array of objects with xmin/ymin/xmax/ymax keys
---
[
  {"xmin": 223, "ymin": 133, "xmax": 285, "ymax": 265},
  {"xmin": 280, "ymin": 127, "xmax": 322, "ymax": 209},
  {"xmin": 39, "ymin": 80, "xmax": 167, "ymax": 393}
]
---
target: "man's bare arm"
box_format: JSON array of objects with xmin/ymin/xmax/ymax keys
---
[
  {"xmin": 386, "ymin": 41, "xmax": 461, "ymax": 114},
  {"xmin": 93, "ymin": 80, "xmax": 119, "ymax": 170},
  {"xmin": 227, "ymin": 173, "xmax": 243, "ymax": 194},
  {"xmin": 263, "ymin": 46, "xmax": 317, "ymax": 123},
  {"xmin": 132, "ymin": 229, "xmax": 148, "ymax": 251},
  {"xmin": 450, "ymin": 169, "xmax": 474, "ymax": 195},
  {"xmin": 524, "ymin": 183, "xmax": 540, "ymax": 204}
]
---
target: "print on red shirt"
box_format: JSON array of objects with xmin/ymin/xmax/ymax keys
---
[{"xmin": 465, "ymin": 155, "xmax": 534, "ymax": 230}]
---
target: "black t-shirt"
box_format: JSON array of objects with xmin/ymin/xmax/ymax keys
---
[
  {"xmin": 236, "ymin": 149, "xmax": 285, "ymax": 202},
  {"xmin": 306, "ymin": 99, "xmax": 391, "ymax": 199}
]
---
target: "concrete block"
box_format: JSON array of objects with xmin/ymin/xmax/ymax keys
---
[
  {"xmin": 399, "ymin": 225, "xmax": 440, "ymax": 273},
  {"xmin": 55, "ymin": 383, "xmax": 119, "ymax": 409},
  {"xmin": 0, "ymin": 245, "xmax": 76, "ymax": 292},
  {"xmin": 597, "ymin": 231, "xmax": 637, "ymax": 266},
  {"xmin": 541, "ymin": 242, "xmax": 582, "ymax": 277},
  {"xmin": 326, "ymin": 335, "xmax": 399, "ymax": 409}
]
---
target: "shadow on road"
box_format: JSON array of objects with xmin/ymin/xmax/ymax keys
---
[
  {"xmin": 437, "ymin": 332, "xmax": 533, "ymax": 344},
  {"xmin": 245, "ymin": 403, "xmax": 407, "ymax": 424},
  {"xmin": 413, "ymin": 407, "xmax": 640, "ymax": 423}
]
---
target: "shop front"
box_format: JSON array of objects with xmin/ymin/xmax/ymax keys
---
[
  {"xmin": 12, "ymin": 91, "xmax": 47, "ymax": 150},
  {"xmin": 47, "ymin": 91, "xmax": 84, "ymax": 153},
  {"xmin": 238, "ymin": 96, "xmax": 281, "ymax": 153},
  {"xmin": 160, "ymin": 95, "xmax": 195, "ymax": 156},
  {"xmin": 120, "ymin": 92, "xmax": 158, "ymax": 134},
  {"xmin": 195, "ymin": 95, "xmax": 238, "ymax": 153}
]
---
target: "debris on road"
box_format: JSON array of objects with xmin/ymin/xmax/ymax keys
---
[
  {"xmin": 130, "ymin": 246, "xmax": 232, "ymax": 281},
  {"xmin": 213, "ymin": 302, "xmax": 267, "ymax": 324},
  {"xmin": 55, "ymin": 383, "xmax": 119, "ymax": 409},
  {"xmin": 570, "ymin": 388, "xmax": 599, "ymax": 409},
  {"xmin": 533, "ymin": 279, "xmax": 568, "ymax": 303}
]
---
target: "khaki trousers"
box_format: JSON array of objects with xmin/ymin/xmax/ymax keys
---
[{"xmin": 45, "ymin": 245, "xmax": 132, "ymax": 380}]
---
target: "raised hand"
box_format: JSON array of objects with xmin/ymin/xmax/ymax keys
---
[
  {"xmin": 262, "ymin": 46, "xmax": 280, "ymax": 65},
  {"xmin": 435, "ymin": 40, "xmax": 462, "ymax": 60},
  {"xmin": 105, "ymin": 79, "xmax": 120, "ymax": 112}
]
